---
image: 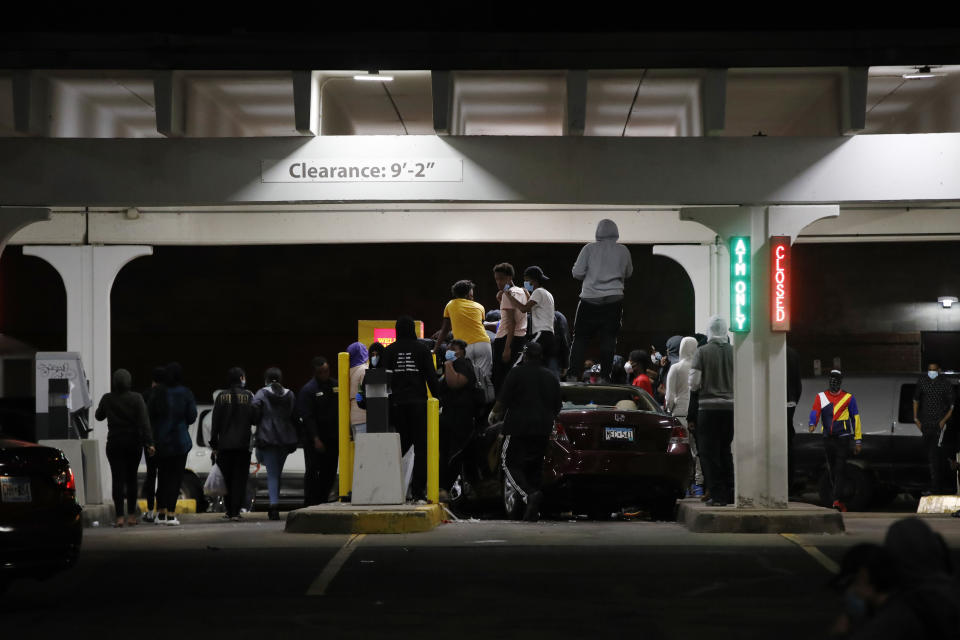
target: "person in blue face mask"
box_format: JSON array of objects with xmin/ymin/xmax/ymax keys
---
[
  {"xmin": 501, "ymin": 266, "xmax": 558, "ymax": 376},
  {"xmin": 912, "ymin": 362, "xmax": 956, "ymax": 495},
  {"xmin": 439, "ymin": 339, "xmax": 479, "ymax": 491}
]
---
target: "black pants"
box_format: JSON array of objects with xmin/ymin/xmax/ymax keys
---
[
  {"xmin": 531, "ymin": 330, "xmax": 558, "ymax": 376},
  {"xmin": 217, "ymin": 449, "xmax": 251, "ymax": 517},
  {"xmin": 303, "ymin": 444, "xmax": 338, "ymax": 506},
  {"xmin": 142, "ymin": 450, "xmax": 159, "ymax": 511},
  {"xmin": 156, "ymin": 453, "xmax": 187, "ymax": 513},
  {"xmin": 393, "ymin": 402, "xmax": 429, "ymax": 499},
  {"xmin": 440, "ymin": 403, "xmax": 476, "ymax": 489},
  {"xmin": 501, "ymin": 434, "xmax": 549, "ymax": 502},
  {"xmin": 823, "ymin": 436, "xmax": 850, "ymax": 504},
  {"xmin": 492, "ymin": 335, "xmax": 527, "ymax": 395},
  {"xmin": 697, "ymin": 409, "xmax": 734, "ymax": 504},
  {"xmin": 922, "ymin": 424, "xmax": 953, "ymax": 494},
  {"xmin": 787, "ymin": 406, "xmax": 796, "ymax": 494},
  {"xmin": 568, "ymin": 299, "xmax": 623, "ymax": 380},
  {"xmin": 106, "ymin": 442, "xmax": 141, "ymax": 517},
  {"xmin": 691, "ymin": 423, "xmax": 711, "ymax": 492}
]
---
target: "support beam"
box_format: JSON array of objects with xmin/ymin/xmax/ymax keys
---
[
  {"xmin": 153, "ymin": 71, "xmax": 185, "ymax": 137},
  {"xmin": 701, "ymin": 69, "xmax": 727, "ymax": 136},
  {"xmin": 23, "ymin": 245, "xmax": 153, "ymax": 495},
  {"xmin": 292, "ymin": 70, "xmax": 319, "ymax": 136},
  {"xmin": 565, "ymin": 70, "xmax": 588, "ymax": 136},
  {"xmin": 12, "ymin": 71, "xmax": 50, "ymax": 136},
  {"xmin": 841, "ymin": 66, "xmax": 868, "ymax": 135},
  {"xmin": 431, "ymin": 70, "xmax": 452, "ymax": 135}
]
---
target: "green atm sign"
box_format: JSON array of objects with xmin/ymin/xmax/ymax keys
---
[{"xmin": 730, "ymin": 236, "xmax": 750, "ymax": 332}]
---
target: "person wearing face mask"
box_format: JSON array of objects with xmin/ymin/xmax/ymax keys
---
[
  {"xmin": 211, "ymin": 367, "xmax": 259, "ymax": 521},
  {"xmin": 912, "ymin": 362, "xmax": 956, "ymax": 495},
  {"xmin": 665, "ymin": 337, "xmax": 702, "ymax": 497},
  {"xmin": 346, "ymin": 342, "xmax": 369, "ymax": 437},
  {"xmin": 625, "ymin": 349, "xmax": 654, "ymax": 396},
  {"xmin": 491, "ymin": 263, "xmax": 528, "ymax": 395},
  {"xmin": 296, "ymin": 356, "xmax": 340, "ymax": 506},
  {"xmin": 809, "ymin": 369, "xmax": 863, "ymax": 513},
  {"xmin": 437, "ymin": 280, "xmax": 495, "ymax": 404},
  {"xmin": 501, "ymin": 266, "xmax": 558, "ymax": 376},
  {"xmin": 439, "ymin": 339, "xmax": 478, "ymax": 490}
]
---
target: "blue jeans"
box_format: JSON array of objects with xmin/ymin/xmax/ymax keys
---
[{"xmin": 257, "ymin": 446, "xmax": 289, "ymax": 505}]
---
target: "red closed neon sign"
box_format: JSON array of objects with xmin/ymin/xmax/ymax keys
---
[{"xmin": 771, "ymin": 237, "xmax": 790, "ymax": 331}]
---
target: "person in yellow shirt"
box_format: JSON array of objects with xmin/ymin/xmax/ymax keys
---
[{"xmin": 436, "ymin": 280, "xmax": 494, "ymax": 403}]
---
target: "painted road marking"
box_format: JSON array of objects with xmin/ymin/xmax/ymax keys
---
[
  {"xmin": 780, "ymin": 533, "xmax": 840, "ymax": 574},
  {"xmin": 306, "ymin": 533, "xmax": 366, "ymax": 596}
]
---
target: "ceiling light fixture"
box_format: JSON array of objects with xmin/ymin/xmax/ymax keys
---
[
  {"xmin": 903, "ymin": 65, "xmax": 943, "ymax": 80},
  {"xmin": 938, "ymin": 296, "xmax": 958, "ymax": 308},
  {"xmin": 354, "ymin": 71, "xmax": 394, "ymax": 82}
]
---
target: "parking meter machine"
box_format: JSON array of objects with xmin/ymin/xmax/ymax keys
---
[{"xmin": 352, "ymin": 369, "xmax": 405, "ymax": 505}]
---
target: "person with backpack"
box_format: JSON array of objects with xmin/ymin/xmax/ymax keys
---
[
  {"xmin": 252, "ymin": 367, "xmax": 298, "ymax": 521},
  {"xmin": 211, "ymin": 367, "xmax": 259, "ymax": 521},
  {"xmin": 152, "ymin": 362, "xmax": 198, "ymax": 526}
]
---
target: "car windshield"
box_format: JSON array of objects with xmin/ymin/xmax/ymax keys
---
[{"xmin": 560, "ymin": 384, "xmax": 661, "ymax": 413}]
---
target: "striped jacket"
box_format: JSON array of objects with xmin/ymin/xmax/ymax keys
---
[{"xmin": 809, "ymin": 389, "xmax": 862, "ymax": 444}]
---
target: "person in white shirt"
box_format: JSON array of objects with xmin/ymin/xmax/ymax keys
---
[
  {"xmin": 502, "ymin": 266, "xmax": 558, "ymax": 376},
  {"xmin": 664, "ymin": 336, "xmax": 704, "ymax": 496}
]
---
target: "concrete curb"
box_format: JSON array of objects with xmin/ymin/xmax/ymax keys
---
[
  {"xmin": 677, "ymin": 499, "xmax": 845, "ymax": 534},
  {"xmin": 284, "ymin": 503, "xmax": 445, "ymax": 534}
]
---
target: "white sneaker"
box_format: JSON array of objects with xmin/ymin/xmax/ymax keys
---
[{"xmin": 165, "ymin": 516, "xmax": 181, "ymax": 526}]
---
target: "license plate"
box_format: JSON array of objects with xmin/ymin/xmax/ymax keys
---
[
  {"xmin": 1, "ymin": 476, "xmax": 32, "ymax": 503},
  {"xmin": 604, "ymin": 427, "xmax": 634, "ymax": 442}
]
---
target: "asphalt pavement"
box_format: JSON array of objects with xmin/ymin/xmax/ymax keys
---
[{"xmin": 5, "ymin": 512, "xmax": 960, "ymax": 640}]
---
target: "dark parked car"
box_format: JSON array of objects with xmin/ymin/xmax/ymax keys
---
[
  {"xmin": 451, "ymin": 383, "xmax": 692, "ymax": 520},
  {"xmin": 0, "ymin": 438, "xmax": 83, "ymax": 592}
]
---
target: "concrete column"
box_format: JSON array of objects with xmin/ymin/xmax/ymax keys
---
[
  {"xmin": 678, "ymin": 206, "xmax": 838, "ymax": 508},
  {"xmin": 23, "ymin": 245, "xmax": 153, "ymax": 492}
]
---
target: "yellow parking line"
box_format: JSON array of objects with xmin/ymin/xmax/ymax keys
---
[
  {"xmin": 780, "ymin": 533, "xmax": 840, "ymax": 574},
  {"xmin": 306, "ymin": 533, "xmax": 366, "ymax": 596}
]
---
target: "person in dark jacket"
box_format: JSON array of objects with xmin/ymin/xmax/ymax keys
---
[
  {"xmin": 912, "ymin": 362, "xmax": 956, "ymax": 495},
  {"xmin": 383, "ymin": 315, "xmax": 441, "ymax": 501},
  {"xmin": 489, "ymin": 342, "xmax": 561, "ymax": 522},
  {"xmin": 140, "ymin": 366, "xmax": 167, "ymax": 522},
  {"xmin": 439, "ymin": 339, "xmax": 478, "ymax": 490},
  {"xmin": 211, "ymin": 367, "xmax": 259, "ymax": 521},
  {"xmin": 95, "ymin": 368, "xmax": 154, "ymax": 527},
  {"xmin": 786, "ymin": 345, "xmax": 802, "ymax": 496},
  {"xmin": 253, "ymin": 367, "xmax": 298, "ymax": 520},
  {"xmin": 296, "ymin": 357, "xmax": 339, "ymax": 506},
  {"xmin": 152, "ymin": 362, "xmax": 198, "ymax": 526}
]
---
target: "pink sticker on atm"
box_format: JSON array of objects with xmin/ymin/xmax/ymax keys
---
[{"xmin": 374, "ymin": 328, "xmax": 396, "ymax": 346}]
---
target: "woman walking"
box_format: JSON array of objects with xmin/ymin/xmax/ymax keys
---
[
  {"xmin": 140, "ymin": 366, "xmax": 167, "ymax": 523},
  {"xmin": 347, "ymin": 342, "xmax": 368, "ymax": 436},
  {"xmin": 252, "ymin": 368, "xmax": 298, "ymax": 521},
  {"xmin": 152, "ymin": 362, "xmax": 198, "ymax": 526},
  {"xmin": 211, "ymin": 367, "xmax": 259, "ymax": 521},
  {"xmin": 95, "ymin": 369, "xmax": 154, "ymax": 527}
]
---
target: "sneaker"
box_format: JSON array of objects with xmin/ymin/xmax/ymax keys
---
[
  {"xmin": 705, "ymin": 498, "xmax": 728, "ymax": 507},
  {"xmin": 268, "ymin": 508, "xmax": 280, "ymax": 521},
  {"xmin": 155, "ymin": 513, "xmax": 167, "ymax": 524},
  {"xmin": 142, "ymin": 511, "xmax": 156, "ymax": 523},
  {"xmin": 230, "ymin": 515, "xmax": 242, "ymax": 522},
  {"xmin": 523, "ymin": 491, "xmax": 544, "ymax": 522},
  {"xmin": 165, "ymin": 515, "xmax": 181, "ymax": 526},
  {"xmin": 692, "ymin": 485, "xmax": 704, "ymax": 497},
  {"xmin": 831, "ymin": 500, "xmax": 848, "ymax": 513}
]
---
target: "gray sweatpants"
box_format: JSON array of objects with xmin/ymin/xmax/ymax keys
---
[{"xmin": 466, "ymin": 340, "xmax": 495, "ymax": 403}]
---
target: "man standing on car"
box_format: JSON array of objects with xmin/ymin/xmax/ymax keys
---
[
  {"xmin": 437, "ymin": 279, "xmax": 494, "ymax": 403},
  {"xmin": 688, "ymin": 315, "xmax": 734, "ymax": 507},
  {"xmin": 491, "ymin": 263, "xmax": 528, "ymax": 395},
  {"xmin": 296, "ymin": 357, "xmax": 339, "ymax": 506},
  {"xmin": 913, "ymin": 362, "xmax": 956, "ymax": 495},
  {"xmin": 384, "ymin": 315, "xmax": 441, "ymax": 501},
  {"xmin": 809, "ymin": 369, "xmax": 863, "ymax": 512},
  {"xmin": 489, "ymin": 342, "xmax": 561, "ymax": 522},
  {"xmin": 568, "ymin": 219, "xmax": 633, "ymax": 382}
]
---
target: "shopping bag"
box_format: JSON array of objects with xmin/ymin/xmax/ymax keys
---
[
  {"xmin": 401, "ymin": 446, "xmax": 415, "ymax": 499},
  {"xmin": 203, "ymin": 463, "xmax": 227, "ymax": 497}
]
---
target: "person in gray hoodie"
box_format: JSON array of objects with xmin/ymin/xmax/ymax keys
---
[
  {"xmin": 568, "ymin": 219, "xmax": 633, "ymax": 382},
  {"xmin": 253, "ymin": 367, "xmax": 298, "ymax": 521},
  {"xmin": 665, "ymin": 337, "xmax": 704, "ymax": 496},
  {"xmin": 688, "ymin": 315, "xmax": 734, "ymax": 506}
]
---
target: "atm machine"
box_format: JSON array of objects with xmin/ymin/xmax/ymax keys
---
[{"xmin": 35, "ymin": 352, "xmax": 101, "ymax": 505}]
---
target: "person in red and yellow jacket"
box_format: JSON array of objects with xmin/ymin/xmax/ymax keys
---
[{"xmin": 809, "ymin": 369, "xmax": 863, "ymax": 512}]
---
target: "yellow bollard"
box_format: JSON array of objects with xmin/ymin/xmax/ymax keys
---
[
  {"xmin": 338, "ymin": 352, "xmax": 353, "ymax": 501},
  {"xmin": 427, "ymin": 397, "xmax": 440, "ymax": 504}
]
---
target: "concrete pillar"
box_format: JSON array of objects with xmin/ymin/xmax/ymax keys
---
[
  {"xmin": 23, "ymin": 245, "xmax": 153, "ymax": 492},
  {"xmin": 678, "ymin": 206, "xmax": 838, "ymax": 508},
  {"xmin": 652, "ymin": 243, "xmax": 725, "ymax": 335}
]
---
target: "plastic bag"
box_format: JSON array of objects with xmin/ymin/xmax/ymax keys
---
[{"xmin": 203, "ymin": 463, "xmax": 227, "ymax": 497}]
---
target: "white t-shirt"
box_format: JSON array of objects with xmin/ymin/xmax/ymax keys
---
[{"xmin": 529, "ymin": 287, "xmax": 556, "ymax": 334}]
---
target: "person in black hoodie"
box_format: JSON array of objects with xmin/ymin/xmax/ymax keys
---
[
  {"xmin": 296, "ymin": 357, "xmax": 339, "ymax": 506},
  {"xmin": 95, "ymin": 368, "xmax": 154, "ymax": 527},
  {"xmin": 383, "ymin": 316, "xmax": 440, "ymax": 501},
  {"xmin": 211, "ymin": 367, "xmax": 259, "ymax": 521},
  {"xmin": 253, "ymin": 367, "xmax": 298, "ymax": 520},
  {"xmin": 140, "ymin": 365, "xmax": 167, "ymax": 523}
]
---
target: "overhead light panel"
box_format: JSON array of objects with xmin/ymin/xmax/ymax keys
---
[
  {"xmin": 354, "ymin": 71, "xmax": 394, "ymax": 82},
  {"xmin": 903, "ymin": 65, "xmax": 944, "ymax": 80},
  {"xmin": 938, "ymin": 296, "xmax": 958, "ymax": 308}
]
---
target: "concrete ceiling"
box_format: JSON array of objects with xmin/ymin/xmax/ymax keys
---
[{"xmin": 1, "ymin": 66, "xmax": 959, "ymax": 138}]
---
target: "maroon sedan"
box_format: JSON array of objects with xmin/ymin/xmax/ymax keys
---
[{"xmin": 452, "ymin": 383, "xmax": 692, "ymax": 520}]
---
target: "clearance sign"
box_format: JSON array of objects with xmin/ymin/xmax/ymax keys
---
[
  {"xmin": 730, "ymin": 237, "xmax": 750, "ymax": 333},
  {"xmin": 770, "ymin": 237, "xmax": 791, "ymax": 331}
]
